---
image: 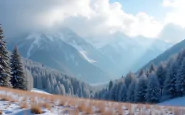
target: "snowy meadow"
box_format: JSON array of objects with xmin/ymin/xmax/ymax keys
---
[{"xmin": 0, "ymin": 87, "xmax": 185, "ymax": 115}]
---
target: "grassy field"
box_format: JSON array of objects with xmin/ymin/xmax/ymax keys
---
[{"xmin": 0, "ymin": 87, "xmax": 185, "ymax": 115}]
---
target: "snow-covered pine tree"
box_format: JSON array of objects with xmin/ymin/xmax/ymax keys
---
[
  {"xmin": 24, "ymin": 69, "xmax": 33, "ymax": 91},
  {"xmin": 176, "ymin": 57, "xmax": 185, "ymax": 97},
  {"xmin": 163, "ymin": 59, "xmax": 178, "ymax": 101},
  {"xmin": 109, "ymin": 83, "xmax": 118, "ymax": 101},
  {"xmin": 0, "ymin": 24, "xmax": 12, "ymax": 87},
  {"xmin": 125, "ymin": 72, "xmax": 135, "ymax": 89},
  {"xmin": 118, "ymin": 82, "xmax": 127, "ymax": 102},
  {"xmin": 146, "ymin": 63, "xmax": 157, "ymax": 77},
  {"xmin": 109, "ymin": 80, "xmax": 113, "ymax": 91},
  {"xmin": 156, "ymin": 62, "xmax": 166, "ymax": 96},
  {"xmin": 138, "ymin": 69, "xmax": 145, "ymax": 77},
  {"xmin": 134, "ymin": 73, "xmax": 147, "ymax": 103},
  {"xmin": 126, "ymin": 78, "xmax": 136, "ymax": 103},
  {"xmin": 146, "ymin": 72, "xmax": 160, "ymax": 103},
  {"xmin": 10, "ymin": 46, "xmax": 27, "ymax": 90}
]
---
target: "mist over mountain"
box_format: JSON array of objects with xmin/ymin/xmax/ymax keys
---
[
  {"xmin": 6, "ymin": 27, "xmax": 172, "ymax": 84},
  {"xmin": 7, "ymin": 28, "xmax": 113, "ymax": 84}
]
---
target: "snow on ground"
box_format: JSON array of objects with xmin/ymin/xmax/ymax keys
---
[
  {"xmin": 31, "ymin": 88, "xmax": 51, "ymax": 95},
  {"xmin": 159, "ymin": 96, "xmax": 185, "ymax": 106},
  {"xmin": 0, "ymin": 87, "xmax": 185, "ymax": 115}
]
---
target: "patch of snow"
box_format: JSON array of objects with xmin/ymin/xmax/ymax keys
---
[
  {"xmin": 159, "ymin": 96, "xmax": 185, "ymax": 106},
  {"xmin": 26, "ymin": 33, "xmax": 42, "ymax": 58},
  {"xmin": 79, "ymin": 51, "xmax": 96, "ymax": 63},
  {"xmin": 31, "ymin": 88, "xmax": 51, "ymax": 95}
]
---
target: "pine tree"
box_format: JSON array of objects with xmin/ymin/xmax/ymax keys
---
[
  {"xmin": 163, "ymin": 60, "xmax": 178, "ymax": 100},
  {"xmin": 125, "ymin": 72, "xmax": 134, "ymax": 89},
  {"xmin": 0, "ymin": 24, "xmax": 12, "ymax": 87},
  {"xmin": 109, "ymin": 80, "xmax": 113, "ymax": 91},
  {"xmin": 126, "ymin": 78, "xmax": 136, "ymax": 103},
  {"xmin": 134, "ymin": 73, "xmax": 147, "ymax": 103},
  {"xmin": 156, "ymin": 62, "xmax": 166, "ymax": 96},
  {"xmin": 109, "ymin": 83, "xmax": 118, "ymax": 101},
  {"xmin": 138, "ymin": 69, "xmax": 145, "ymax": 77},
  {"xmin": 146, "ymin": 72, "xmax": 160, "ymax": 103},
  {"xmin": 118, "ymin": 82, "xmax": 127, "ymax": 102},
  {"xmin": 146, "ymin": 63, "xmax": 157, "ymax": 77},
  {"xmin": 10, "ymin": 46, "xmax": 27, "ymax": 90},
  {"xmin": 176, "ymin": 58, "xmax": 185, "ymax": 97}
]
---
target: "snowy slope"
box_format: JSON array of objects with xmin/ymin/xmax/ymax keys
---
[
  {"xmin": 0, "ymin": 87, "xmax": 184, "ymax": 115},
  {"xmin": 31, "ymin": 88, "xmax": 51, "ymax": 95},
  {"xmin": 7, "ymin": 30, "xmax": 111, "ymax": 83},
  {"xmin": 159, "ymin": 97, "xmax": 185, "ymax": 106}
]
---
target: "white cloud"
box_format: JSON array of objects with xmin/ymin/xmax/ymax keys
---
[
  {"xmin": 163, "ymin": 0, "xmax": 185, "ymax": 27},
  {"xmin": 0, "ymin": 0, "xmax": 163, "ymax": 38}
]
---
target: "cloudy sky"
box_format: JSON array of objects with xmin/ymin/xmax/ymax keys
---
[{"xmin": 0, "ymin": 0, "xmax": 185, "ymax": 43}]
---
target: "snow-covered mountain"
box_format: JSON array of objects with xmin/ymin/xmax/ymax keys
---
[
  {"xmin": 97, "ymin": 33, "xmax": 172, "ymax": 75},
  {"xmin": 143, "ymin": 38, "xmax": 185, "ymax": 69},
  {"xmin": 7, "ymin": 29, "xmax": 112, "ymax": 83},
  {"xmin": 7, "ymin": 28, "xmax": 172, "ymax": 82}
]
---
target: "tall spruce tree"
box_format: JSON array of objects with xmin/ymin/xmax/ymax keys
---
[
  {"xmin": 163, "ymin": 60, "xmax": 178, "ymax": 100},
  {"xmin": 146, "ymin": 72, "xmax": 160, "ymax": 103},
  {"xmin": 10, "ymin": 46, "xmax": 27, "ymax": 90},
  {"xmin": 134, "ymin": 73, "xmax": 147, "ymax": 103},
  {"xmin": 156, "ymin": 62, "xmax": 166, "ymax": 96},
  {"xmin": 176, "ymin": 58, "xmax": 185, "ymax": 97},
  {"xmin": 125, "ymin": 72, "xmax": 134, "ymax": 89},
  {"xmin": 118, "ymin": 82, "xmax": 127, "ymax": 102},
  {"xmin": 146, "ymin": 63, "xmax": 157, "ymax": 77},
  {"xmin": 0, "ymin": 25, "xmax": 12, "ymax": 87},
  {"xmin": 126, "ymin": 78, "xmax": 136, "ymax": 103}
]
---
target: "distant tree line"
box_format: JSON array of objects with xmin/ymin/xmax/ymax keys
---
[
  {"xmin": 23, "ymin": 58, "xmax": 95, "ymax": 98},
  {"xmin": 0, "ymin": 24, "xmax": 30, "ymax": 90},
  {"xmin": 95, "ymin": 48, "xmax": 185, "ymax": 104}
]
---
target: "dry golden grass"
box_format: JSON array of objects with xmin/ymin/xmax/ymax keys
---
[
  {"xmin": 30, "ymin": 104, "xmax": 42, "ymax": 114},
  {"xmin": 19, "ymin": 102, "xmax": 28, "ymax": 109},
  {"xmin": 0, "ymin": 87, "xmax": 185, "ymax": 115},
  {"xmin": 68, "ymin": 109, "xmax": 79, "ymax": 115}
]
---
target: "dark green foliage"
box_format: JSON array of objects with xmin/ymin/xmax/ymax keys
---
[
  {"xmin": 0, "ymin": 25, "xmax": 12, "ymax": 87},
  {"xmin": 134, "ymin": 74, "xmax": 147, "ymax": 103},
  {"xmin": 11, "ymin": 47, "xmax": 27, "ymax": 90}
]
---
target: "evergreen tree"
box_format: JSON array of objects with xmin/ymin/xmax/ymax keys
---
[
  {"xmin": 10, "ymin": 47, "xmax": 27, "ymax": 90},
  {"xmin": 146, "ymin": 72, "xmax": 160, "ymax": 103},
  {"xmin": 138, "ymin": 69, "xmax": 145, "ymax": 77},
  {"xmin": 134, "ymin": 73, "xmax": 147, "ymax": 103},
  {"xmin": 176, "ymin": 58, "xmax": 185, "ymax": 97},
  {"xmin": 0, "ymin": 24, "xmax": 12, "ymax": 87},
  {"xmin": 109, "ymin": 80, "xmax": 113, "ymax": 91},
  {"xmin": 146, "ymin": 63, "xmax": 157, "ymax": 77},
  {"xmin": 156, "ymin": 62, "xmax": 166, "ymax": 96},
  {"xmin": 126, "ymin": 78, "xmax": 136, "ymax": 103},
  {"xmin": 118, "ymin": 82, "xmax": 127, "ymax": 102},
  {"xmin": 24, "ymin": 69, "xmax": 33, "ymax": 91},
  {"xmin": 125, "ymin": 72, "xmax": 134, "ymax": 89},
  {"xmin": 163, "ymin": 60, "xmax": 178, "ymax": 100},
  {"xmin": 109, "ymin": 83, "xmax": 118, "ymax": 101}
]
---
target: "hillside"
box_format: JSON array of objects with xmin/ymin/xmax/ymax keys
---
[
  {"xmin": 0, "ymin": 87, "xmax": 184, "ymax": 115},
  {"xmin": 95, "ymin": 45, "xmax": 185, "ymax": 105},
  {"xmin": 160, "ymin": 96, "xmax": 185, "ymax": 106},
  {"xmin": 143, "ymin": 39, "xmax": 185, "ymax": 69},
  {"xmin": 7, "ymin": 29, "xmax": 112, "ymax": 83},
  {"xmin": 22, "ymin": 58, "xmax": 96, "ymax": 98}
]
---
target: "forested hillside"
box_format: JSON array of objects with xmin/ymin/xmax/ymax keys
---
[
  {"xmin": 22, "ymin": 58, "xmax": 96, "ymax": 98},
  {"xmin": 95, "ymin": 48, "xmax": 185, "ymax": 104},
  {"xmin": 143, "ymin": 39, "xmax": 185, "ymax": 69}
]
